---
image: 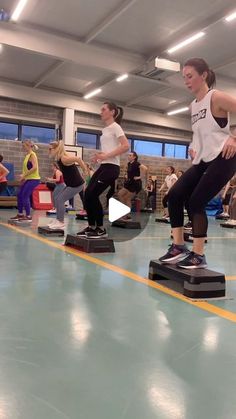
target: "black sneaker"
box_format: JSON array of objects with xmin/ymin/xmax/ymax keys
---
[
  {"xmin": 184, "ymin": 221, "xmax": 192, "ymax": 231},
  {"xmin": 86, "ymin": 227, "xmax": 108, "ymax": 239},
  {"xmin": 176, "ymin": 252, "xmax": 207, "ymax": 269},
  {"xmin": 77, "ymin": 226, "xmax": 94, "ymax": 237},
  {"xmin": 159, "ymin": 243, "xmax": 189, "ymax": 264}
]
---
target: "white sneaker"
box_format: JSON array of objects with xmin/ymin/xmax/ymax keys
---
[
  {"xmin": 47, "ymin": 219, "xmax": 56, "ymax": 227},
  {"xmin": 49, "ymin": 220, "xmax": 65, "ymax": 230},
  {"xmin": 47, "ymin": 209, "xmax": 57, "ymax": 214}
]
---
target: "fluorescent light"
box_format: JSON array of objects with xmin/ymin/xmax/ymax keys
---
[
  {"xmin": 116, "ymin": 73, "xmax": 129, "ymax": 82},
  {"xmin": 169, "ymin": 100, "xmax": 177, "ymax": 105},
  {"xmin": 167, "ymin": 107, "xmax": 189, "ymax": 116},
  {"xmin": 84, "ymin": 88, "xmax": 102, "ymax": 100},
  {"xmin": 167, "ymin": 32, "xmax": 205, "ymax": 54},
  {"xmin": 11, "ymin": 0, "xmax": 28, "ymax": 21},
  {"xmin": 225, "ymin": 11, "xmax": 236, "ymax": 22},
  {"xmin": 0, "ymin": 44, "xmax": 3, "ymax": 53}
]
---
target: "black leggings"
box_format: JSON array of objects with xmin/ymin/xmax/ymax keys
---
[
  {"xmin": 84, "ymin": 164, "xmax": 120, "ymax": 227},
  {"xmin": 162, "ymin": 193, "xmax": 169, "ymax": 209},
  {"xmin": 168, "ymin": 153, "xmax": 236, "ymax": 238}
]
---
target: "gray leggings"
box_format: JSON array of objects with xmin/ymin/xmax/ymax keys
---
[{"xmin": 54, "ymin": 183, "xmax": 84, "ymax": 222}]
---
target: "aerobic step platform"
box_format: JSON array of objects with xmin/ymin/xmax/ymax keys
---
[
  {"xmin": 220, "ymin": 222, "xmax": 236, "ymax": 229},
  {"xmin": 38, "ymin": 226, "xmax": 64, "ymax": 237},
  {"xmin": 65, "ymin": 234, "xmax": 115, "ymax": 253},
  {"xmin": 111, "ymin": 219, "xmax": 141, "ymax": 229},
  {"xmin": 155, "ymin": 218, "xmax": 170, "ymax": 224},
  {"xmin": 76, "ymin": 213, "xmax": 88, "ymax": 221},
  {"xmin": 148, "ymin": 260, "xmax": 225, "ymax": 299},
  {"xmin": 8, "ymin": 219, "xmax": 31, "ymax": 227}
]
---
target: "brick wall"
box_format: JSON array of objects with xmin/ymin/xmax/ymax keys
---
[
  {"xmin": 0, "ymin": 98, "xmax": 63, "ymax": 123},
  {"xmin": 0, "ymin": 139, "xmax": 191, "ymax": 211}
]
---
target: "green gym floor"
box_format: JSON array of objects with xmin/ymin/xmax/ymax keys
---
[{"xmin": 0, "ymin": 210, "xmax": 236, "ymax": 419}]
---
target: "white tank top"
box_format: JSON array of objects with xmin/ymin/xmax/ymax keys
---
[{"xmin": 191, "ymin": 89, "xmax": 230, "ymax": 165}]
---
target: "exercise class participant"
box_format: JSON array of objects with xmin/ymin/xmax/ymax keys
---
[
  {"xmin": 159, "ymin": 166, "xmax": 178, "ymax": 219},
  {"xmin": 144, "ymin": 177, "xmax": 155, "ymax": 210},
  {"xmin": 0, "ymin": 154, "xmax": 9, "ymax": 194},
  {"xmin": 10, "ymin": 140, "xmax": 40, "ymax": 223},
  {"xmin": 77, "ymin": 102, "xmax": 129, "ymax": 238},
  {"xmin": 159, "ymin": 58, "xmax": 236, "ymax": 268},
  {"xmin": 118, "ymin": 152, "xmax": 147, "ymax": 218},
  {"xmin": 48, "ymin": 140, "xmax": 88, "ymax": 230},
  {"xmin": 46, "ymin": 162, "xmax": 65, "ymax": 214}
]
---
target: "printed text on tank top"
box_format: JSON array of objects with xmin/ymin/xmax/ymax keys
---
[{"xmin": 190, "ymin": 89, "xmax": 230, "ymax": 164}]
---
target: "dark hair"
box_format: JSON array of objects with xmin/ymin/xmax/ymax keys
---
[
  {"xmin": 184, "ymin": 58, "xmax": 216, "ymax": 89},
  {"xmin": 131, "ymin": 151, "xmax": 138, "ymax": 161},
  {"xmin": 0, "ymin": 154, "xmax": 3, "ymax": 163},
  {"xmin": 168, "ymin": 166, "xmax": 175, "ymax": 174},
  {"xmin": 104, "ymin": 102, "xmax": 124, "ymax": 125}
]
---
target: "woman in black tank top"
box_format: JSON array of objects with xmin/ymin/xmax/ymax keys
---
[
  {"xmin": 48, "ymin": 141, "xmax": 88, "ymax": 231},
  {"xmin": 118, "ymin": 152, "xmax": 147, "ymax": 219}
]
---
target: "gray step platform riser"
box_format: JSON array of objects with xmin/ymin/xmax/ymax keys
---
[
  {"xmin": 149, "ymin": 260, "xmax": 226, "ymax": 299},
  {"xmin": 112, "ymin": 221, "xmax": 141, "ymax": 229},
  {"xmin": 38, "ymin": 227, "xmax": 64, "ymax": 237}
]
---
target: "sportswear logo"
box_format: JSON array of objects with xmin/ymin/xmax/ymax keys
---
[{"xmin": 192, "ymin": 108, "xmax": 207, "ymax": 125}]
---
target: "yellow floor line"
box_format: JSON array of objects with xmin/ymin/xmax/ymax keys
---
[{"xmin": 1, "ymin": 222, "xmax": 236, "ymax": 323}]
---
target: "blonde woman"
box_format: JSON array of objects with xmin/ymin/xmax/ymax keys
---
[
  {"xmin": 10, "ymin": 140, "xmax": 40, "ymax": 223},
  {"xmin": 48, "ymin": 140, "xmax": 88, "ymax": 230}
]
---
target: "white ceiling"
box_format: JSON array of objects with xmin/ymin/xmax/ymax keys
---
[{"xmin": 1, "ymin": 0, "xmax": 236, "ymax": 119}]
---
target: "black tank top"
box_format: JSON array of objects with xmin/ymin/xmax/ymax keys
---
[
  {"xmin": 127, "ymin": 161, "xmax": 140, "ymax": 181},
  {"xmin": 57, "ymin": 159, "xmax": 84, "ymax": 187}
]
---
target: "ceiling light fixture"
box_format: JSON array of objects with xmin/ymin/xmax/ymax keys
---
[
  {"xmin": 84, "ymin": 88, "xmax": 102, "ymax": 100},
  {"xmin": 116, "ymin": 73, "xmax": 129, "ymax": 82},
  {"xmin": 0, "ymin": 44, "xmax": 3, "ymax": 53},
  {"xmin": 225, "ymin": 11, "xmax": 236, "ymax": 22},
  {"xmin": 11, "ymin": 0, "xmax": 29, "ymax": 22},
  {"xmin": 167, "ymin": 32, "xmax": 205, "ymax": 54},
  {"xmin": 167, "ymin": 107, "xmax": 189, "ymax": 116}
]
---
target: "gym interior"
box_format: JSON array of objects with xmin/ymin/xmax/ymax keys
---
[{"xmin": 0, "ymin": 1, "xmax": 236, "ymax": 418}]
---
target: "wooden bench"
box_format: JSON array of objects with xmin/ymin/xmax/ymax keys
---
[{"xmin": 0, "ymin": 180, "xmax": 20, "ymax": 207}]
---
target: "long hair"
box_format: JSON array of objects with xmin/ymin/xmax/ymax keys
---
[
  {"xmin": 184, "ymin": 58, "xmax": 216, "ymax": 89},
  {"xmin": 49, "ymin": 140, "xmax": 65, "ymax": 160}
]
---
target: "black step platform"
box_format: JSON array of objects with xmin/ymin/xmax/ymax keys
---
[
  {"xmin": 65, "ymin": 234, "xmax": 115, "ymax": 253},
  {"xmin": 76, "ymin": 213, "xmax": 88, "ymax": 221},
  {"xmin": 111, "ymin": 219, "xmax": 141, "ymax": 229},
  {"xmin": 184, "ymin": 232, "xmax": 208, "ymax": 243},
  {"xmin": 38, "ymin": 226, "xmax": 64, "ymax": 237},
  {"xmin": 155, "ymin": 218, "xmax": 170, "ymax": 224},
  {"xmin": 220, "ymin": 222, "xmax": 236, "ymax": 229},
  {"xmin": 46, "ymin": 211, "xmax": 57, "ymax": 216},
  {"xmin": 148, "ymin": 260, "xmax": 225, "ymax": 299},
  {"xmin": 216, "ymin": 214, "xmax": 230, "ymax": 220}
]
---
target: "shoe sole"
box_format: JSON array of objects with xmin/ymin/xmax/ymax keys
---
[
  {"xmin": 85, "ymin": 234, "xmax": 108, "ymax": 239},
  {"xmin": 160, "ymin": 253, "xmax": 189, "ymax": 264},
  {"xmin": 177, "ymin": 264, "xmax": 208, "ymax": 270}
]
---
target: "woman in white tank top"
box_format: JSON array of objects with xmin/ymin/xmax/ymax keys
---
[{"xmin": 159, "ymin": 58, "xmax": 236, "ymax": 269}]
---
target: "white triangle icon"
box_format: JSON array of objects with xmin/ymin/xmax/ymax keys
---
[{"xmin": 108, "ymin": 198, "xmax": 130, "ymax": 222}]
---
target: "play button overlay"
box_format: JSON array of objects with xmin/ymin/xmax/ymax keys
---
[
  {"xmin": 107, "ymin": 197, "xmax": 152, "ymax": 243},
  {"xmin": 108, "ymin": 198, "xmax": 130, "ymax": 222}
]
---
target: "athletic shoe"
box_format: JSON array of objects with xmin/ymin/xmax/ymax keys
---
[
  {"xmin": 18, "ymin": 216, "xmax": 32, "ymax": 223},
  {"xmin": 159, "ymin": 243, "xmax": 189, "ymax": 264},
  {"xmin": 176, "ymin": 252, "xmax": 207, "ymax": 269},
  {"xmin": 47, "ymin": 219, "xmax": 57, "ymax": 227},
  {"xmin": 49, "ymin": 220, "xmax": 65, "ymax": 230},
  {"xmin": 76, "ymin": 226, "xmax": 95, "ymax": 237},
  {"xmin": 184, "ymin": 221, "xmax": 192, "ymax": 231},
  {"xmin": 85, "ymin": 227, "xmax": 108, "ymax": 239},
  {"xmin": 47, "ymin": 209, "xmax": 57, "ymax": 214},
  {"xmin": 78, "ymin": 210, "xmax": 87, "ymax": 216},
  {"xmin": 10, "ymin": 214, "xmax": 24, "ymax": 220}
]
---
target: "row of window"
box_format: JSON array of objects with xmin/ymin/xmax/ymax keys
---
[
  {"xmin": 0, "ymin": 121, "xmax": 189, "ymax": 159},
  {"xmin": 77, "ymin": 131, "xmax": 189, "ymax": 159}
]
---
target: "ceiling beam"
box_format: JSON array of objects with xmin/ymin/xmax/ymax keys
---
[
  {"xmin": 84, "ymin": 0, "xmax": 137, "ymax": 43},
  {"xmin": 125, "ymin": 87, "xmax": 172, "ymax": 107},
  {"xmin": 0, "ymin": 23, "xmax": 144, "ymax": 74},
  {"xmin": 33, "ymin": 60, "xmax": 65, "ymax": 88},
  {"xmin": 0, "ymin": 79, "xmax": 192, "ymax": 131}
]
